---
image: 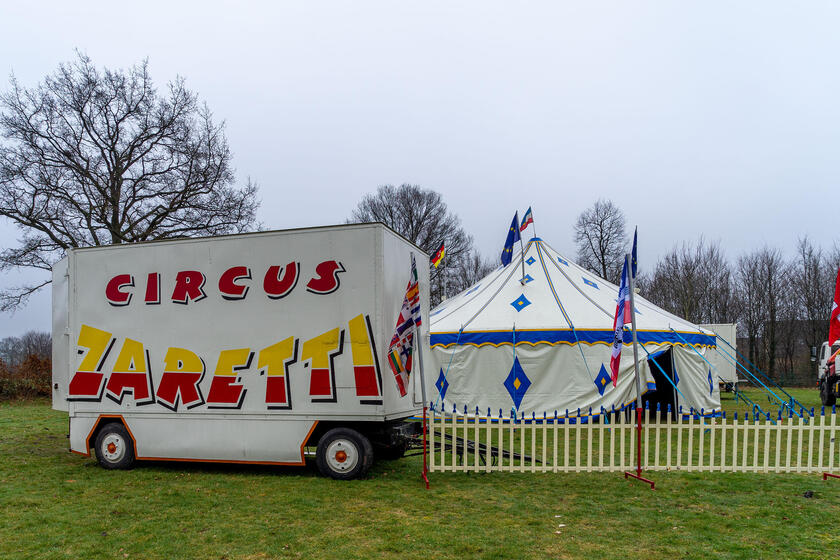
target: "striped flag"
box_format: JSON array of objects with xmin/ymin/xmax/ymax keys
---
[
  {"xmin": 431, "ymin": 242, "xmax": 445, "ymax": 268},
  {"xmin": 388, "ymin": 254, "xmax": 422, "ymax": 396},
  {"xmin": 609, "ymin": 258, "xmax": 631, "ymax": 387},
  {"xmin": 519, "ymin": 207, "xmax": 534, "ymax": 232}
]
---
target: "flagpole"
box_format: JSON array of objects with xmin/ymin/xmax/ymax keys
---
[
  {"xmin": 519, "ymin": 233, "xmax": 527, "ymax": 284},
  {"xmin": 623, "ymin": 251, "xmax": 654, "ymax": 489},
  {"xmin": 531, "ymin": 209, "xmax": 537, "ymax": 240},
  {"xmin": 413, "ymin": 252, "xmax": 431, "ymax": 490}
]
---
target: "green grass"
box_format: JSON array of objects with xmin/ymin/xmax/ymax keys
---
[
  {"xmin": 721, "ymin": 387, "xmax": 824, "ymax": 418},
  {"xmin": 1, "ymin": 398, "xmax": 839, "ymax": 559}
]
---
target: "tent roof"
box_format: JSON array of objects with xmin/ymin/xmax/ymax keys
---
[{"xmin": 430, "ymin": 237, "xmax": 713, "ymax": 347}]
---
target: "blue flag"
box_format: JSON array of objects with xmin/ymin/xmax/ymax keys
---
[
  {"xmin": 631, "ymin": 227, "xmax": 638, "ymax": 279},
  {"xmin": 500, "ymin": 212, "xmax": 521, "ymax": 266}
]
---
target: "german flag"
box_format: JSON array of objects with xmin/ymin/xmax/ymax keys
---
[{"xmin": 430, "ymin": 242, "xmax": 445, "ymax": 268}]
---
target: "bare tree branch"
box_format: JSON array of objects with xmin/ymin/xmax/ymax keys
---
[
  {"xmin": 0, "ymin": 53, "xmax": 259, "ymax": 309},
  {"xmin": 348, "ymin": 183, "xmax": 484, "ymax": 306},
  {"xmin": 573, "ymin": 199, "xmax": 627, "ymax": 283}
]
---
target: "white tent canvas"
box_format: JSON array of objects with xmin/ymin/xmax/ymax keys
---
[{"xmin": 427, "ymin": 237, "xmax": 720, "ymax": 419}]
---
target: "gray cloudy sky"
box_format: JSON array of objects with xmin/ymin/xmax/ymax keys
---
[{"xmin": 1, "ymin": 1, "xmax": 838, "ymax": 338}]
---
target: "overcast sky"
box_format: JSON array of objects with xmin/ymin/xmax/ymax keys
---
[{"xmin": 1, "ymin": 1, "xmax": 838, "ymax": 338}]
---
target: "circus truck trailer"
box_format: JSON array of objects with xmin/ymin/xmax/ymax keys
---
[
  {"xmin": 817, "ymin": 341, "xmax": 839, "ymax": 406},
  {"xmin": 51, "ymin": 223, "xmax": 430, "ymax": 479}
]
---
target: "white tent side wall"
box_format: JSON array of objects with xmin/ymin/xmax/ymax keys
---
[{"xmin": 700, "ymin": 323, "xmax": 738, "ymax": 385}]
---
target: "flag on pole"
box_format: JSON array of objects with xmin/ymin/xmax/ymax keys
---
[
  {"xmin": 431, "ymin": 242, "xmax": 445, "ymax": 268},
  {"xmin": 610, "ymin": 258, "xmax": 632, "ymax": 387},
  {"xmin": 519, "ymin": 207, "xmax": 534, "ymax": 232},
  {"xmin": 829, "ymin": 268, "xmax": 840, "ymax": 346},
  {"xmin": 388, "ymin": 254, "xmax": 422, "ymax": 396},
  {"xmin": 630, "ymin": 227, "xmax": 638, "ymax": 279},
  {"xmin": 500, "ymin": 212, "xmax": 521, "ymax": 266}
]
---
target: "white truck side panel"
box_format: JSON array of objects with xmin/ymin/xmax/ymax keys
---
[
  {"xmin": 51, "ymin": 257, "xmax": 70, "ymax": 411},
  {"xmin": 70, "ymin": 415, "xmax": 317, "ymax": 463},
  {"xmin": 54, "ymin": 224, "xmax": 429, "ymax": 460}
]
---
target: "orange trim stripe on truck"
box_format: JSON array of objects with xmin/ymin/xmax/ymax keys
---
[{"xmin": 81, "ymin": 414, "xmax": 318, "ymax": 467}]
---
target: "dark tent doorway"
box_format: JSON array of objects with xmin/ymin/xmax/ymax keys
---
[{"xmin": 643, "ymin": 348, "xmax": 677, "ymax": 420}]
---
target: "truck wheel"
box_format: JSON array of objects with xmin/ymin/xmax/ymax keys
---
[
  {"xmin": 821, "ymin": 381, "xmax": 836, "ymax": 407},
  {"xmin": 94, "ymin": 422, "xmax": 136, "ymax": 469},
  {"xmin": 315, "ymin": 428, "xmax": 373, "ymax": 480}
]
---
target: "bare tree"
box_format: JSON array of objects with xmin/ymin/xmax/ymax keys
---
[
  {"xmin": 793, "ymin": 236, "xmax": 832, "ymax": 374},
  {"xmin": 0, "ymin": 330, "xmax": 50, "ymax": 367},
  {"xmin": 448, "ymin": 252, "xmax": 497, "ymax": 295},
  {"xmin": 573, "ymin": 199, "xmax": 627, "ymax": 283},
  {"xmin": 0, "ymin": 53, "xmax": 259, "ymax": 310},
  {"xmin": 641, "ymin": 238, "xmax": 734, "ymax": 324},
  {"xmin": 759, "ymin": 248, "xmax": 791, "ymax": 378},
  {"xmin": 348, "ymin": 183, "xmax": 478, "ymax": 305},
  {"xmin": 735, "ymin": 247, "xmax": 791, "ymax": 379},
  {"xmin": 734, "ymin": 252, "xmax": 762, "ymax": 368}
]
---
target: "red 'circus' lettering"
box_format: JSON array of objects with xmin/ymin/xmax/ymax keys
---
[
  {"xmin": 106, "ymin": 274, "xmax": 134, "ymax": 306},
  {"xmin": 171, "ymin": 271, "xmax": 207, "ymax": 304},
  {"xmin": 264, "ymin": 262, "xmax": 299, "ymax": 299},
  {"xmin": 306, "ymin": 261, "xmax": 345, "ymax": 294},
  {"xmin": 219, "ymin": 267, "xmax": 251, "ymax": 300}
]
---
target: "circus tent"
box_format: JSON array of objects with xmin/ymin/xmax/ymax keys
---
[{"xmin": 426, "ymin": 237, "xmax": 721, "ymax": 419}]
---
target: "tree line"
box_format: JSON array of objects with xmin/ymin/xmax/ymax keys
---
[
  {"xmin": 0, "ymin": 55, "xmax": 830, "ymax": 392},
  {"xmin": 573, "ymin": 199, "xmax": 835, "ymax": 385},
  {"xmin": 638, "ymin": 236, "xmax": 837, "ymax": 384},
  {"xmin": 0, "ymin": 331, "xmax": 51, "ymax": 398}
]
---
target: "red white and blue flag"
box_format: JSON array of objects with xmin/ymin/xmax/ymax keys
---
[
  {"xmin": 829, "ymin": 268, "xmax": 840, "ymax": 346},
  {"xmin": 519, "ymin": 207, "xmax": 534, "ymax": 232},
  {"xmin": 388, "ymin": 254, "xmax": 422, "ymax": 396},
  {"xmin": 610, "ymin": 258, "xmax": 632, "ymax": 387}
]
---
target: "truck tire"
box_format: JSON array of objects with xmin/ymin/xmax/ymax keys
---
[
  {"xmin": 315, "ymin": 427, "xmax": 374, "ymax": 480},
  {"xmin": 821, "ymin": 380, "xmax": 836, "ymax": 407},
  {"xmin": 94, "ymin": 422, "xmax": 136, "ymax": 470}
]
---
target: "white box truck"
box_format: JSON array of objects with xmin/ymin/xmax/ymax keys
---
[{"xmin": 51, "ymin": 223, "xmax": 430, "ymax": 479}]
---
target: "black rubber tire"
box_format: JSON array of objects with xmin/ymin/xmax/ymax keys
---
[
  {"xmin": 315, "ymin": 427, "xmax": 374, "ymax": 480},
  {"xmin": 821, "ymin": 381, "xmax": 836, "ymax": 407},
  {"xmin": 93, "ymin": 422, "xmax": 136, "ymax": 470}
]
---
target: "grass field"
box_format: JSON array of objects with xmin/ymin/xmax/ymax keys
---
[{"xmin": 1, "ymin": 392, "xmax": 838, "ymax": 559}]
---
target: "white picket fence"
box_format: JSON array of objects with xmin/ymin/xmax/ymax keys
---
[{"xmin": 428, "ymin": 407, "xmax": 840, "ymax": 474}]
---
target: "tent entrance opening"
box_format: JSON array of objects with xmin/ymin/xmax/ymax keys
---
[{"xmin": 643, "ymin": 348, "xmax": 676, "ymax": 419}]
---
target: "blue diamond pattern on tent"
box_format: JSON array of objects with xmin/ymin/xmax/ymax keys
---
[
  {"xmin": 708, "ymin": 369, "xmax": 713, "ymax": 395},
  {"xmin": 594, "ymin": 364, "xmax": 611, "ymax": 396},
  {"xmin": 466, "ymin": 284, "xmax": 481, "ymax": 295},
  {"xmin": 504, "ymin": 357, "xmax": 531, "ymax": 410},
  {"xmin": 674, "ymin": 368, "xmax": 679, "ymax": 385},
  {"xmin": 557, "ymin": 257, "xmax": 568, "ymax": 266},
  {"xmin": 510, "ymin": 294, "xmax": 531, "ymax": 312},
  {"xmin": 526, "ymin": 256, "xmax": 536, "ymax": 265},
  {"xmin": 435, "ymin": 368, "xmax": 449, "ymax": 399},
  {"xmin": 582, "ymin": 277, "xmax": 598, "ymax": 289},
  {"xmin": 522, "ymin": 274, "xmax": 534, "ymax": 284}
]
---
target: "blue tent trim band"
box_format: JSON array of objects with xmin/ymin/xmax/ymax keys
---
[{"xmin": 431, "ymin": 329, "xmax": 716, "ymax": 348}]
